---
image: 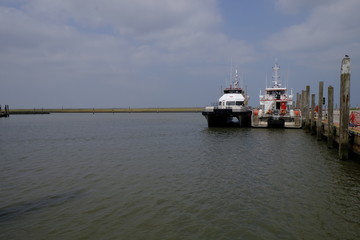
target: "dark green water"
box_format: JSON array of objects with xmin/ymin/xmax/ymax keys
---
[{"xmin": 1, "ymin": 113, "xmax": 360, "ymax": 240}]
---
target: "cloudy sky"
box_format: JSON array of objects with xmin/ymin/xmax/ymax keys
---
[{"xmin": 1, "ymin": 0, "xmax": 359, "ymax": 108}]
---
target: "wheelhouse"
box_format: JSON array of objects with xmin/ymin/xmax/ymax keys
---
[{"xmin": 223, "ymin": 88, "xmax": 243, "ymax": 94}]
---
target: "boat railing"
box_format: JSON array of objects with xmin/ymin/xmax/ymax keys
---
[
  {"xmin": 204, "ymin": 105, "xmax": 250, "ymax": 112},
  {"xmin": 261, "ymin": 96, "xmax": 292, "ymax": 101}
]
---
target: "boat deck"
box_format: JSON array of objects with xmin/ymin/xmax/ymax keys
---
[{"xmin": 252, "ymin": 120, "xmax": 302, "ymax": 128}]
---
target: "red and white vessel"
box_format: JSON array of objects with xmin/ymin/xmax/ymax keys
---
[{"xmin": 252, "ymin": 62, "xmax": 302, "ymax": 128}]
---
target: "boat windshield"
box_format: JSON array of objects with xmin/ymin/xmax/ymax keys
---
[
  {"xmin": 224, "ymin": 89, "xmax": 243, "ymax": 94},
  {"xmin": 226, "ymin": 101, "xmax": 244, "ymax": 106}
]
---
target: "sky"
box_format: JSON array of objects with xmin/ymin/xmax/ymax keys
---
[{"xmin": 0, "ymin": 0, "xmax": 359, "ymax": 108}]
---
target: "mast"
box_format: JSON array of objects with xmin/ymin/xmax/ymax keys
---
[
  {"xmin": 272, "ymin": 62, "xmax": 281, "ymax": 88},
  {"xmin": 241, "ymin": 70, "xmax": 244, "ymax": 89},
  {"xmin": 229, "ymin": 58, "xmax": 233, "ymax": 87},
  {"xmin": 234, "ymin": 68, "xmax": 239, "ymax": 88}
]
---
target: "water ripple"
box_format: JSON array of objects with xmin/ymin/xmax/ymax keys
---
[{"xmin": 1, "ymin": 114, "xmax": 360, "ymax": 239}]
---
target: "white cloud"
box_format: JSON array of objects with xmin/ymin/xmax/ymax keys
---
[
  {"xmin": 1, "ymin": 0, "xmax": 256, "ymax": 65},
  {"xmin": 22, "ymin": 0, "xmax": 220, "ymax": 41},
  {"xmin": 275, "ymin": 0, "xmax": 336, "ymax": 14},
  {"xmin": 0, "ymin": 0, "xmax": 259, "ymax": 107},
  {"xmin": 265, "ymin": 0, "xmax": 360, "ymax": 68}
]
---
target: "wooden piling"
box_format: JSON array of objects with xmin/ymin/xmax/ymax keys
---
[
  {"xmin": 327, "ymin": 86, "xmax": 334, "ymax": 148},
  {"xmin": 317, "ymin": 81, "xmax": 324, "ymax": 140},
  {"xmin": 301, "ymin": 90, "xmax": 305, "ymax": 127},
  {"xmin": 339, "ymin": 55, "xmax": 351, "ymax": 160},
  {"xmin": 296, "ymin": 93, "xmax": 300, "ymax": 109},
  {"xmin": 305, "ymin": 86, "xmax": 310, "ymax": 131},
  {"xmin": 311, "ymin": 94, "xmax": 316, "ymax": 135}
]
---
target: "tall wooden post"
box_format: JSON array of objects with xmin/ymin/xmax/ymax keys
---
[
  {"xmin": 301, "ymin": 90, "xmax": 305, "ymax": 127},
  {"xmin": 339, "ymin": 55, "xmax": 351, "ymax": 160},
  {"xmin": 305, "ymin": 86, "xmax": 310, "ymax": 131},
  {"xmin": 327, "ymin": 86, "xmax": 334, "ymax": 148},
  {"xmin": 311, "ymin": 94, "xmax": 316, "ymax": 135},
  {"xmin": 296, "ymin": 93, "xmax": 300, "ymax": 109},
  {"xmin": 317, "ymin": 81, "xmax": 324, "ymax": 140}
]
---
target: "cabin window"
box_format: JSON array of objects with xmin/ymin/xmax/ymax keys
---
[
  {"xmin": 236, "ymin": 101, "xmax": 244, "ymax": 106},
  {"xmin": 226, "ymin": 101, "xmax": 235, "ymax": 106},
  {"xmin": 219, "ymin": 102, "xmax": 221, "ymax": 106},
  {"xmin": 275, "ymin": 91, "xmax": 281, "ymax": 100}
]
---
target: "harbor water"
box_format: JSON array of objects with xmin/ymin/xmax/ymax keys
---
[{"xmin": 1, "ymin": 113, "xmax": 360, "ymax": 240}]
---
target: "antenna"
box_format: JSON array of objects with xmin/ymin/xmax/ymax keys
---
[
  {"xmin": 230, "ymin": 58, "xmax": 233, "ymax": 87},
  {"xmin": 265, "ymin": 73, "xmax": 268, "ymax": 88},
  {"xmin": 235, "ymin": 68, "xmax": 238, "ymax": 88},
  {"xmin": 272, "ymin": 61, "xmax": 281, "ymax": 87},
  {"xmin": 241, "ymin": 69, "xmax": 244, "ymax": 89}
]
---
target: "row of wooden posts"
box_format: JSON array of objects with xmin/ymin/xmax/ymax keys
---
[{"xmin": 297, "ymin": 55, "xmax": 352, "ymax": 160}]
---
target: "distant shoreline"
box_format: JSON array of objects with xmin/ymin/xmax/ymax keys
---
[{"xmin": 8, "ymin": 107, "xmax": 203, "ymax": 114}]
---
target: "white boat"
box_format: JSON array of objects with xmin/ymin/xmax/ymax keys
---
[
  {"xmin": 252, "ymin": 62, "xmax": 302, "ymax": 128},
  {"xmin": 202, "ymin": 69, "xmax": 252, "ymax": 127}
]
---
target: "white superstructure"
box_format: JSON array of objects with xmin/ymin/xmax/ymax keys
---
[
  {"xmin": 253, "ymin": 62, "xmax": 302, "ymax": 128},
  {"xmin": 259, "ymin": 63, "xmax": 292, "ymax": 115},
  {"xmin": 202, "ymin": 68, "xmax": 252, "ymax": 127},
  {"xmin": 205, "ymin": 69, "xmax": 249, "ymax": 112}
]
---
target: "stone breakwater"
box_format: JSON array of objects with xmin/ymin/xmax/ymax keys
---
[{"xmin": 8, "ymin": 107, "xmax": 203, "ymax": 114}]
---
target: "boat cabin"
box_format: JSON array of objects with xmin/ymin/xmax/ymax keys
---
[
  {"xmin": 260, "ymin": 87, "xmax": 292, "ymax": 113},
  {"xmin": 218, "ymin": 88, "xmax": 246, "ymax": 109},
  {"xmin": 265, "ymin": 88, "xmax": 287, "ymax": 100}
]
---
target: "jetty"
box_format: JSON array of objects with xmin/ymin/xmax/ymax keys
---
[
  {"xmin": 7, "ymin": 107, "xmax": 203, "ymax": 114},
  {"xmin": 297, "ymin": 55, "xmax": 360, "ymax": 160}
]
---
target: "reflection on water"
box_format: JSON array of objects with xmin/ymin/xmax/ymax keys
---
[
  {"xmin": 1, "ymin": 113, "xmax": 360, "ymax": 240},
  {"xmin": 0, "ymin": 190, "xmax": 86, "ymax": 222}
]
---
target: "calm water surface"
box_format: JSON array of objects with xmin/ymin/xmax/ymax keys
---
[{"xmin": 1, "ymin": 113, "xmax": 360, "ymax": 240}]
